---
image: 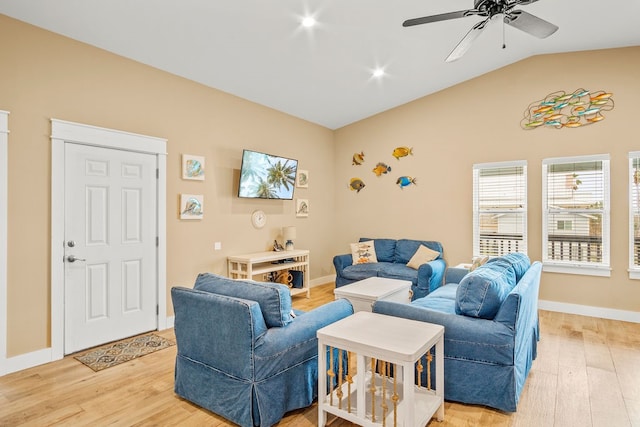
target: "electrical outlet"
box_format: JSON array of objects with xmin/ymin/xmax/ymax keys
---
[{"xmin": 214, "ymin": 242, "xmax": 222, "ymax": 250}]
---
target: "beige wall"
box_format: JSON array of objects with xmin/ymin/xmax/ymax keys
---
[
  {"xmin": 0, "ymin": 15, "xmax": 335, "ymax": 357},
  {"xmin": 334, "ymin": 46, "xmax": 640, "ymax": 314},
  {"xmin": 2, "ymin": 13, "xmax": 639, "ymax": 360}
]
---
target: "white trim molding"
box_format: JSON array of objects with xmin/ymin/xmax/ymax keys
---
[
  {"xmin": 0, "ymin": 111, "xmax": 9, "ymax": 376},
  {"xmin": 539, "ymin": 299, "xmax": 640, "ymax": 324},
  {"xmin": 50, "ymin": 119, "xmax": 167, "ymax": 363}
]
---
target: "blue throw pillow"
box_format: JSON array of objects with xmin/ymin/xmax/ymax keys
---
[
  {"xmin": 194, "ymin": 273, "xmax": 293, "ymax": 328},
  {"xmin": 455, "ymin": 259, "xmax": 517, "ymax": 319}
]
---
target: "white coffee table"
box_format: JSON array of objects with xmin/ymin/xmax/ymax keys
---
[
  {"xmin": 317, "ymin": 311, "xmax": 444, "ymax": 427},
  {"xmin": 334, "ymin": 277, "xmax": 412, "ymax": 312}
]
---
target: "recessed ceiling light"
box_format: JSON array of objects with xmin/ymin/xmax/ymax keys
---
[
  {"xmin": 372, "ymin": 68, "xmax": 385, "ymax": 78},
  {"xmin": 301, "ymin": 16, "xmax": 316, "ymax": 28}
]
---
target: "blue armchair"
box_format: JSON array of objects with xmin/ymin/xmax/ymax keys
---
[{"xmin": 171, "ymin": 273, "xmax": 353, "ymax": 427}]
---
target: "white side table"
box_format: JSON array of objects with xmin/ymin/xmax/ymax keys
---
[
  {"xmin": 334, "ymin": 277, "xmax": 412, "ymax": 313},
  {"xmin": 317, "ymin": 311, "xmax": 444, "ymax": 427}
]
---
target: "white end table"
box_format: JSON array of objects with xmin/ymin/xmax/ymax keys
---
[
  {"xmin": 317, "ymin": 311, "xmax": 444, "ymax": 427},
  {"xmin": 334, "ymin": 277, "xmax": 412, "ymax": 313}
]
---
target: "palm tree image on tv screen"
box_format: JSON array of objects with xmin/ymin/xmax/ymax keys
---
[{"xmin": 238, "ymin": 150, "xmax": 298, "ymax": 199}]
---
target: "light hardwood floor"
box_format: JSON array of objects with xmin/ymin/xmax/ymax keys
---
[{"xmin": 1, "ymin": 283, "xmax": 639, "ymax": 426}]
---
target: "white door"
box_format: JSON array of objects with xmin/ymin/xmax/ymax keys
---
[{"xmin": 64, "ymin": 143, "xmax": 157, "ymax": 354}]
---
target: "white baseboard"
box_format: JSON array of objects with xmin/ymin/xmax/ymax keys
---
[
  {"xmin": 164, "ymin": 316, "xmax": 174, "ymax": 329},
  {"xmin": 1, "ymin": 347, "xmax": 55, "ymax": 376},
  {"xmin": 310, "ymin": 275, "xmax": 335, "ymax": 287},
  {"xmin": 539, "ymin": 299, "xmax": 640, "ymax": 323}
]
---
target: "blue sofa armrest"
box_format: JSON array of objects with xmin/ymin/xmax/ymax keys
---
[
  {"xmin": 333, "ymin": 253, "xmax": 353, "ymax": 275},
  {"xmin": 333, "ymin": 253, "xmax": 355, "ymax": 287},
  {"xmin": 255, "ymin": 299, "xmax": 354, "ymax": 358},
  {"xmin": 414, "ymin": 258, "xmax": 446, "ymax": 299},
  {"xmin": 373, "ymin": 300, "xmax": 515, "ymax": 365}
]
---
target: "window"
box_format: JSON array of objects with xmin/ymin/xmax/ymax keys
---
[
  {"xmin": 629, "ymin": 152, "xmax": 640, "ymax": 278},
  {"xmin": 473, "ymin": 161, "xmax": 527, "ymax": 258},
  {"xmin": 542, "ymin": 154, "xmax": 610, "ymax": 276},
  {"xmin": 557, "ymin": 220, "xmax": 573, "ymax": 231}
]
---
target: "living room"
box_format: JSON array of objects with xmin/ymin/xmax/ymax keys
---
[{"xmin": 0, "ymin": 6, "xmax": 639, "ymax": 425}]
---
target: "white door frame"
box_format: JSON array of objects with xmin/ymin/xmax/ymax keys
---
[
  {"xmin": 0, "ymin": 111, "xmax": 9, "ymax": 375},
  {"xmin": 51, "ymin": 119, "xmax": 167, "ymax": 360}
]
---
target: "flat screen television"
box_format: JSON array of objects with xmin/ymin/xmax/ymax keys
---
[{"xmin": 238, "ymin": 149, "xmax": 298, "ymax": 200}]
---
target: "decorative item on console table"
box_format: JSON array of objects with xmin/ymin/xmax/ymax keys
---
[{"xmin": 283, "ymin": 226, "xmax": 296, "ymax": 250}]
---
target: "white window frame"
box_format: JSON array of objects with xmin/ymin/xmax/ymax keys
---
[
  {"xmin": 628, "ymin": 152, "xmax": 640, "ymax": 279},
  {"xmin": 542, "ymin": 154, "xmax": 610, "ymax": 277},
  {"xmin": 473, "ymin": 160, "xmax": 527, "ymax": 258}
]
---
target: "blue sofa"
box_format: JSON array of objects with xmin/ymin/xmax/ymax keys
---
[
  {"xmin": 171, "ymin": 273, "xmax": 353, "ymax": 427},
  {"xmin": 333, "ymin": 238, "xmax": 446, "ymax": 300},
  {"xmin": 373, "ymin": 253, "xmax": 542, "ymax": 412}
]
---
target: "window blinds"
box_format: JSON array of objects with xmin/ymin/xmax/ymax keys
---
[{"xmin": 473, "ymin": 161, "xmax": 527, "ymax": 257}]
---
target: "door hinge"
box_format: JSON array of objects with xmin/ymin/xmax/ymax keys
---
[
  {"xmin": 156, "ymin": 236, "xmax": 159, "ymax": 247},
  {"xmin": 156, "ymin": 168, "xmax": 159, "ymax": 179}
]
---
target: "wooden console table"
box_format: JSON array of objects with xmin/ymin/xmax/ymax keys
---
[{"xmin": 227, "ymin": 249, "xmax": 310, "ymax": 298}]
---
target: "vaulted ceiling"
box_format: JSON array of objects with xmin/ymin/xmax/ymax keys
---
[{"xmin": 1, "ymin": 0, "xmax": 639, "ymax": 129}]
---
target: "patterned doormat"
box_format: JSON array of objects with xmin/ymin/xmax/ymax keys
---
[{"xmin": 74, "ymin": 333, "xmax": 175, "ymax": 372}]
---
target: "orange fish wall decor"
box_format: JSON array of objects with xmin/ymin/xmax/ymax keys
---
[
  {"xmin": 521, "ymin": 89, "xmax": 614, "ymax": 130},
  {"xmin": 352, "ymin": 151, "xmax": 365, "ymax": 165}
]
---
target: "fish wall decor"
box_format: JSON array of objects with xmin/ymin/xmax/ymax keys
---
[
  {"xmin": 396, "ymin": 176, "xmax": 417, "ymax": 189},
  {"xmin": 372, "ymin": 162, "xmax": 392, "ymax": 177},
  {"xmin": 349, "ymin": 177, "xmax": 366, "ymax": 193},
  {"xmin": 521, "ymin": 89, "xmax": 614, "ymax": 129},
  {"xmin": 392, "ymin": 146, "xmax": 413, "ymax": 160},
  {"xmin": 352, "ymin": 151, "xmax": 365, "ymax": 165}
]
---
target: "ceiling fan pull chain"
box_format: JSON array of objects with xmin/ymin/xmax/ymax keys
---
[{"xmin": 502, "ymin": 15, "xmax": 507, "ymax": 49}]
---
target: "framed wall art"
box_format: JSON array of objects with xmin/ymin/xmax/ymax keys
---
[
  {"xmin": 296, "ymin": 169, "xmax": 309, "ymax": 188},
  {"xmin": 182, "ymin": 154, "xmax": 205, "ymax": 180},
  {"xmin": 296, "ymin": 198, "xmax": 309, "ymax": 217},
  {"xmin": 180, "ymin": 194, "xmax": 204, "ymax": 220}
]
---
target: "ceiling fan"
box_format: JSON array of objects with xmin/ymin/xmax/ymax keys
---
[{"xmin": 403, "ymin": 0, "xmax": 558, "ymax": 62}]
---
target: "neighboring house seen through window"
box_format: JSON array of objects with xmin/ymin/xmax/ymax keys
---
[
  {"xmin": 473, "ymin": 161, "xmax": 527, "ymax": 258},
  {"xmin": 542, "ymin": 154, "xmax": 610, "ymax": 277}
]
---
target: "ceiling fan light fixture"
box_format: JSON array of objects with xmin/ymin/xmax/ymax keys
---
[
  {"xmin": 301, "ymin": 16, "xmax": 316, "ymax": 28},
  {"xmin": 372, "ymin": 68, "xmax": 385, "ymax": 78}
]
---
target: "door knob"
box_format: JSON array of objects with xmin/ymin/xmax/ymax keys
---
[{"xmin": 66, "ymin": 255, "xmax": 86, "ymax": 263}]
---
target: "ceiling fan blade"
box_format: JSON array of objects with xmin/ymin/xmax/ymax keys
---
[
  {"xmin": 403, "ymin": 10, "xmax": 470, "ymax": 27},
  {"xmin": 446, "ymin": 18, "xmax": 490, "ymax": 62},
  {"xmin": 505, "ymin": 10, "xmax": 558, "ymax": 38},
  {"xmin": 511, "ymin": 0, "xmax": 540, "ymax": 5}
]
